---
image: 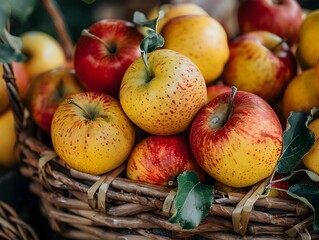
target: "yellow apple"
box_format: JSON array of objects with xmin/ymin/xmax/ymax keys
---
[
  {"xmin": 302, "ymin": 117, "xmax": 319, "ymax": 175},
  {"xmin": 0, "ymin": 109, "xmax": 18, "ymax": 167},
  {"xmin": 296, "ymin": 9, "xmax": 319, "ymax": 69},
  {"xmin": 282, "ymin": 68, "xmax": 319, "ymax": 120},
  {"xmin": 20, "ymin": 31, "xmax": 66, "ymax": 80},
  {"xmin": 162, "ymin": 15, "xmax": 229, "ymax": 84},
  {"xmin": 148, "ymin": 3, "xmax": 208, "ymax": 34}
]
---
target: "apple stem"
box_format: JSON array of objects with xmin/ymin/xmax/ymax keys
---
[
  {"xmin": 68, "ymin": 99, "xmax": 94, "ymax": 120},
  {"xmin": 141, "ymin": 50, "xmax": 152, "ymax": 80},
  {"xmin": 81, "ymin": 29, "xmax": 116, "ymax": 54},
  {"xmin": 223, "ymin": 86, "xmax": 237, "ymax": 125}
]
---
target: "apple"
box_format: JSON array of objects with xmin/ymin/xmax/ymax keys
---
[
  {"xmin": 126, "ymin": 134, "xmax": 206, "ymax": 186},
  {"xmin": 222, "ymin": 31, "xmax": 297, "ymax": 103},
  {"xmin": 237, "ymin": 0, "xmax": 303, "ymax": 46},
  {"xmin": 51, "ymin": 92, "xmax": 136, "ymax": 175},
  {"xmin": 146, "ymin": 3, "xmax": 208, "ymax": 34},
  {"xmin": 161, "ymin": 14, "xmax": 229, "ymax": 84},
  {"xmin": 0, "ymin": 109, "xmax": 18, "ymax": 167},
  {"xmin": 26, "ymin": 68, "xmax": 84, "ymax": 134},
  {"xmin": 73, "ymin": 19, "xmax": 144, "ymax": 99},
  {"xmin": 207, "ymin": 83, "xmax": 232, "ymax": 103},
  {"xmin": 296, "ymin": 9, "xmax": 319, "ymax": 69},
  {"xmin": 119, "ymin": 49, "xmax": 207, "ymax": 136},
  {"xmin": 20, "ymin": 31, "xmax": 66, "ymax": 80},
  {"xmin": 301, "ymin": 116, "xmax": 319, "ymax": 175},
  {"xmin": 282, "ymin": 68, "xmax": 319, "ymax": 120},
  {"xmin": 189, "ymin": 88, "xmax": 283, "ymax": 188},
  {"xmin": 0, "ymin": 62, "xmax": 29, "ymax": 113}
]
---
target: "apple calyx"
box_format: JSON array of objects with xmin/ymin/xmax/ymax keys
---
[
  {"xmin": 68, "ymin": 99, "xmax": 95, "ymax": 120},
  {"xmin": 209, "ymin": 86, "xmax": 237, "ymax": 129},
  {"xmin": 81, "ymin": 29, "xmax": 116, "ymax": 54},
  {"xmin": 133, "ymin": 10, "xmax": 165, "ymax": 80}
]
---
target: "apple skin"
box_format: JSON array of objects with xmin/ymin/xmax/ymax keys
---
[
  {"xmin": 0, "ymin": 109, "xmax": 18, "ymax": 167},
  {"xmin": 189, "ymin": 90, "xmax": 283, "ymax": 188},
  {"xmin": 126, "ymin": 134, "xmax": 206, "ymax": 186},
  {"xmin": 21, "ymin": 31, "xmax": 66, "ymax": 80},
  {"xmin": 0, "ymin": 62, "xmax": 29, "ymax": 113},
  {"xmin": 161, "ymin": 15, "xmax": 229, "ymax": 84},
  {"xmin": 222, "ymin": 31, "xmax": 297, "ymax": 103},
  {"xmin": 74, "ymin": 19, "xmax": 144, "ymax": 99},
  {"xmin": 237, "ymin": 0, "xmax": 303, "ymax": 46},
  {"xmin": 51, "ymin": 92, "xmax": 136, "ymax": 175},
  {"xmin": 207, "ymin": 84, "xmax": 232, "ymax": 103},
  {"xmin": 119, "ymin": 49, "xmax": 207, "ymax": 136},
  {"xmin": 26, "ymin": 68, "xmax": 84, "ymax": 134},
  {"xmin": 268, "ymin": 173, "xmax": 291, "ymax": 199}
]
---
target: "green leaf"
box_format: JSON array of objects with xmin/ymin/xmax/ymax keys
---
[
  {"xmin": 140, "ymin": 31, "xmax": 164, "ymax": 54},
  {"xmin": 5, "ymin": 0, "xmax": 37, "ymax": 23},
  {"xmin": 169, "ymin": 171, "xmax": 213, "ymax": 229},
  {"xmin": 0, "ymin": 43, "xmax": 27, "ymax": 63},
  {"xmin": 276, "ymin": 111, "xmax": 315, "ymax": 174},
  {"xmin": 133, "ymin": 10, "xmax": 164, "ymax": 31},
  {"xmin": 0, "ymin": 2, "xmax": 10, "ymax": 30},
  {"xmin": 288, "ymin": 184, "xmax": 319, "ymax": 232}
]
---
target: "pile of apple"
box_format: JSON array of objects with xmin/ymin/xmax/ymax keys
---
[{"xmin": 2, "ymin": 1, "xmax": 319, "ymax": 198}]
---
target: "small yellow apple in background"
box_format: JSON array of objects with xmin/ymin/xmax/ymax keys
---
[
  {"xmin": 0, "ymin": 109, "xmax": 18, "ymax": 167},
  {"xmin": 147, "ymin": 3, "xmax": 208, "ymax": 34},
  {"xmin": 0, "ymin": 62, "xmax": 29, "ymax": 113},
  {"xmin": 302, "ymin": 117, "xmax": 319, "ymax": 175},
  {"xmin": 162, "ymin": 15, "xmax": 229, "ymax": 84},
  {"xmin": 296, "ymin": 9, "xmax": 319, "ymax": 69},
  {"xmin": 20, "ymin": 31, "xmax": 66, "ymax": 80},
  {"xmin": 282, "ymin": 68, "xmax": 319, "ymax": 120}
]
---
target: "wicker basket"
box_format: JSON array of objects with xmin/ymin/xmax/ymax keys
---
[
  {"xmin": 1, "ymin": 56, "xmax": 317, "ymax": 240},
  {"xmin": 2, "ymin": 1, "xmax": 318, "ymax": 239},
  {"xmin": 0, "ymin": 200, "xmax": 39, "ymax": 240}
]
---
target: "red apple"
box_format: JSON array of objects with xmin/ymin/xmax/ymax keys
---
[
  {"xmin": 207, "ymin": 83, "xmax": 232, "ymax": 103},
  {"xmin": 126, "ymin": 134, "xmax": 206, "ymax": 186},
  {"xmin": 26, "ymin": 68, "xmax": 84, "ymax": 134},
  {"xmin": 237, "ymin": 0, "xmax": 303, "ymax": 46},
  {"xmin": 268, "ymin": 173, "xmax": 291, "ymax": 198},
  {"xmin": 189, "ymin": 89, "xmax": 283, "ymax": 188},
  {"xmin": 222, "ymin": 31, "xmax": 297, "ymax": 103},
  {"xmin": 74, "ymin": 19, "xmax": 144, "ymax": 99},
  {"xmin": 0, "ymin": 62, "xmax": 29, "ymax": 113}
]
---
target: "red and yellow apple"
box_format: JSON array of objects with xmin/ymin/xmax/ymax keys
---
[
  {"xmin": 189, "ymin": 89, "xmax": 283, "ymax": 188},
  {"xmin": 126, "ymin": 134, "xmax": 206, "ymax": 186},
  {"xmin": 119, "ymin": 49, "xmax": 207, "ymax": 136},
  {"xmin": 222, "ymin": 31, "xmax": 297, "ymax": 103},
  {"xmin": 26, "ymin": 68, "xmax": 84, "ymax": 134},
  {"xmin": 0, "ymin": 62, "xmax": 29, "ymax": 113},
  {"xmin": 74, "ymin": 19, "xmax": 144, "ymax": 98},
  {"xmin": 0, "ymin": 109, "xmax": 18, "ymax": 167},
  {"xmin": 20, "ymin": 31, "xmax": 66, "ymax": 80},
  {"xmin": 161, "ymin": 15, "xmax": 229, "ymax": 84},
  {"xmin": 237, "ymin": 0, "xmax": 303, "ymax": 46},
  {"xmin": 51, "ymin": 92, "xmax": 136, "ymax": 175},
  {"xmin": 267, "ymin": 173, "xmax": 291, "ymax": 198}
]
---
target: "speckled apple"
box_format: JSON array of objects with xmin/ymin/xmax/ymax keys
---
[
  {"xmin": 126, "ymin": 134, "xmax": 206, "ymax": 186},
  {"xmin": 119, "ymin": 49, "xmax": 207, "ymax": 136},
  {"xmin": 189, "ymin": 90, "xmax": 283, "ymax": 188},
  {"xmin": 51, "ymin": 92, "xmax": 136, "ymax": 175}
]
